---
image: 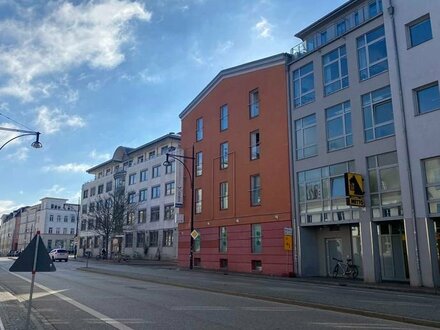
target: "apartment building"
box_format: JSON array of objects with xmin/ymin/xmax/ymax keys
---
[
  {"xmin": 288, "ymin": 0, "xmax": 440, "ymax": 287},
  {"xmin": 79, "ymin": 133, "xmax": 181, "ymax": 260},
  {"xmin": 0, "ymin": 208, "xmax": 25, "ymax": 255},
  {"xmin": 179, "ymin": 54, "xmax": 293, "ymax": 276}
]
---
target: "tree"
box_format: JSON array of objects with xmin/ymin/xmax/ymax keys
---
[{"xmin": 86, "ymin": 187, "xmax": 137, "ymax": 258}]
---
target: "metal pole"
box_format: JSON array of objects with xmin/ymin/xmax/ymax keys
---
[
  {"xmin": 26, "ymin": 232, "xmax": 40, "ymax": 330},
  {"xmin": 190, "ymin": 145, "xmax": 195, "ymax": 270}
]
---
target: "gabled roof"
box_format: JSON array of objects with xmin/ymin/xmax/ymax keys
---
[{"xmin": 179, "ymin": 53, "xmax": 291, "ymax": 119}]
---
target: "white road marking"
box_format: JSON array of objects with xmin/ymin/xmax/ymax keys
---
[
  {"xmin": 311, "ymin": 322, "xmax": 408, "ymax": 329},
  {"xmin": 8, "ymin": 272, "xmax": 134, "ymax": 330}
]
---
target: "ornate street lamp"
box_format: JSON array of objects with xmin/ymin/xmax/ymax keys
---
[
  {"xmin": 0, "ymin": 127, "xmax": 42, "ymax": 151},
  {"xmin": 163, "ymin": 146, "xmax": 195, "ymax": 269}
]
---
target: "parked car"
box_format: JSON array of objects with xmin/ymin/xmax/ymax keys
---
[
  {"xmin": 7, "ymin": 250, "xmax": 20, "ymax": 257},
  {"xmin": 49, "ymin": 249, "xmax": 69, "ymax": 262}
]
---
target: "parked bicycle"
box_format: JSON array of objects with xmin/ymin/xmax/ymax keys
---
[{"xmin": 332, "ymin": 257, "xmax": 359, "ymax": 279}]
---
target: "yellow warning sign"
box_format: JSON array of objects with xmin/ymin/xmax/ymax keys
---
[
  {"xmin": 284, "ymin": 235, "xmax": 293, "ymax": 251},
  {"xmin": 344, "ymin": 172, "xmax": 365, "ymax": 207}
]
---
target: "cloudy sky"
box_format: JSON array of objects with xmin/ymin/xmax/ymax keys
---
[{"xmin": 0, "ymin": 0, "xmax": 345, "ymax": 214}]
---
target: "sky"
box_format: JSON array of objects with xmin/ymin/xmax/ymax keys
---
[{"xmin": 0, "ymin": 0, "xmax": 346, "ymax": 215}]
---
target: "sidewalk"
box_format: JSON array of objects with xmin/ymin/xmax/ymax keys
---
[{"xmin": 74, "ymin": 258, "xmax": 440, "ymax": 329}]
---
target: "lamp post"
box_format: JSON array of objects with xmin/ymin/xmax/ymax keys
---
[
  {"xmin": 0, "ymin": 127, "xmax": 42, "ymax": 150},
  {"xmin": 163, "ymin": 145, "xmax": 195, "ymax": 269}
]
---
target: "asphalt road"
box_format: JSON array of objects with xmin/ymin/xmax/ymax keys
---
[{"xmin": 0, "ymin": 257, "xmax": 437, "ymax": 329}]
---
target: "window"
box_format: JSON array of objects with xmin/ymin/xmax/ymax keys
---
[
  {"xmin": 125, "ymin": 233, "xmax": 133, "ymax": 248},
  {"xmin": 357, "ymin": 25, "xmax": 388, "ymax": 80},
  {"xmin": 161, "ymin": 146, "xmax": 168, "ymax": 155},
  {"xmin": 250, "ymin": 130, "xmax": 260, "ymax": 160},
  {"xmin": 250, "ymin": 175, "xmax": 261, "ymax": 206},
  {"xmin": 220, "ymin": 104, "xmax": 228, "ymax": 131},
  {"xmin": 295, "ymin": 114, "xmax": 317, "ymax": 159},
  {"xmin": 140, "ymin": 169, "xmax": 148, "ymax": 182},
  {"xmin": 362, "ymin": 86, "xmax": 394, "ymax": 142},
  {"xmin": 150, "ymin": 206, "xmax": 160, "ymax": 222},
  {"xmin": 152, "ymin": 165, "xmax": 160, "ymax": 178},
  {"xmin": 219, "ymin": 227, "xmax": 227, "ymax": 252},
  {"xmin": 408, "ymin": 15, "xmax": 432, "ymax": 47},
  {"xmin": 195, "ymin": 188, "xmax": 202, "ymax": 214},
  {"xmin": 220, "ymin": 142, "xmax": 229, "ymax": 169},
  {"xmin": 194, "ymin": 234, "xmax": 201, "ymax": 252},
  {"xmin": 196, "ymin": 117, "xmax": 203, "ymax": 141},
  {"xmin": 368, "ymin": 152, "xmax": 402, "ymax": 218},
  {"xmin": 106, "ymin": 181, "xmax": 112, "ymax": 192},
  {"xmin": 136, "ymin": 232, "xmax": 145, "ymax": 247},
  {"xmin": 70, "ymin": 228, "xmax": 75, "ymax": 235},
  {"xmin": 56, "ymin": 227, "xmax": 60, "ymax": 234},
  {"xmin": 196, "ymin": 152, "xmax": 203, "ymax": 176},
  {"xmin": 249, "ymin": 89, "xmax": 260, "ymax": 118},
  {"xmin": 326, "ymin": 101, "xmax": 352, "ymax": 151},
  {"xmin": 165, "ymin": 161, "xmax": 175, "ymax": 174},
  {"xmin": 98, "ymin": 185, "xmax": 104, "ymax": 194},
  {"xmin": 424, "ymin": 157, "xmax": 440, "ymax": 214},
  {"xmin": 139, "ymin": 189, "xmax": 147, "ymax": 202},
  {"xmin": 57, "ymin": 215, "xmax": 61, "ymax": 222},
  {"xmin": 293, "ymin": 62, "xmax": 315, "ymax": 107},
  {"xmin": 164, "ymin": 204, "xmax": 175, "ymax": 220},
  {"xmin": 90, "ymin": 187, "xmax": 96, "ymax": 196},
  {"xmin": 129, "ymin": 174, "xmax": 136, "ymax": 185},
  {"xmin": 220, "ymin": 182, "xmax": 229, "ymax": 210},
  {"xmin": 251, "ymin": 224, "xmax": 262, "ymax": 253},
  {"xmin": 415, "ymin": 82, "xmax": 440, "ymax": 114},
  {"xmin": 89, "ymin": 202, "xmax": 95, "ymax": 213},
  {"xmin": 48, "ymin": 227, "xmax": 53, "ymax": 234},
  {"xmin": 149, "ymin": 231, "xmax": 158, "ymax": 247},
  {"xmin": 127, "ymin": 212, "xmax": 135, "ymax": 225},
  {"xmin": 163, "ymin": 230, "xmax": 174, "ymax": 247},
  {"xmin": 137, "ymin": 155, "xmax": 144, "ymax": 164},
  {"xmin": 336, "ymin": 20, "xmax": 346, "ymax": 36},
  {"xmin": 50, "ymin": 215, "xmax": 54, "ymax": 221},
  {"xmin": 71, "ymin": 215, "xmax": 75, "ymax": 223},
  {"xmin": 149, "ymin": 151, "xmax": 156, "ymax": 159},
  {"xmin": 323, "ymin": 45, "xmax": 348, "ymax": 95},
  {"xmin": 138, "ymin": 209, "xmax": 146, "ymax": 223},
  {"xmin": 151, "ymin": 185, "xmax": 160, "ymax": 199},
  {"xmin": 128, "ymin": 192, "xmax": 136, "ymax": 204},
  {"xmin": 64, "ymin": 216, "xmax": 68, "ymax": 222},
  {"xmin": 80, "ymin": 220, "xmax": 86, "ymax": 231},
  {"xmin": 83, "ymin": 190, "xmax": 88, "ymax": 199},
  {"xmin": 165, "ymin": 181, "xmax": 175, "ymax": 196}
]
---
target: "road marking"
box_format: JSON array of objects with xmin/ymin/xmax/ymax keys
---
[{"xmin": 8, "ymin": 272, "xmax": 134, "ymax": 330}]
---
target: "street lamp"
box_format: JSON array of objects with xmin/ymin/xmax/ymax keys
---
[
  {"xmin": 163, "ymin": 146, "xmax": 195, "ymax": 269},
  {"xmin": 0, "ymin": 127, "xmax": 42, "ymax": 151}
]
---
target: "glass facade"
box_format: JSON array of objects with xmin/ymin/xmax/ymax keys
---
[
  {"xmin": 357, "ymin": 25, "xmax": 388, "ymax": 80},
  {"xmin": 323, "ymin": 45, "xmax": 348, "ymax": 95},
  {"xmin": 293, "ymin": 62, "xmax": 315, "ymax": 107},
  {"xmin": 295, "ymin": 114, "xmax": 317, "ymax": 160},
  {"xmin": 326, "ymin": 101, "xmax": 352, "ymax": 151}
]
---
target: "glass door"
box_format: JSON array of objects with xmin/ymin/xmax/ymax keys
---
[{"xmin": 325, "ymin": 238, "xmax": 342, "ymax": 276}]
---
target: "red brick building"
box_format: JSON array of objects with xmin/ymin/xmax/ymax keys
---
[{"xmin": 178, "ymin": 54, "xmax": 293, "ymax": 276}]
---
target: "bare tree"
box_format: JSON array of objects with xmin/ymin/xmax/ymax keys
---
[{"xmin": 86, "ymin": 187, "xmax": 137, "ymax": 258}]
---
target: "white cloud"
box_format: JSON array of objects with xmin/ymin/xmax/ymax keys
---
[
  {"xmin": 0, "ymin": 0, "xmax": 152, "ymax": 101},
  {"xmin": 254, "ymin": 17, "xmax": 273, "ymax": 39},
  {"xmin": 35, "ymin": 106, "xmax": 85, "ymax": 134},
  {"xmin": 42, "ymin": 184, "xmax": 66, "ymax": 196},
  {"xmin": 89, "ymin": 150, "xmax": 111, "ymax": 161},
  {"xmin": 5, "ymin": 147, "xmax": 29, "ymax": 161},
  {"xmin": 215, "ymin": 40, "xmax": 234, "ymax": 54},
  {"xmin": 0, "ymin": 200, "xmax": 23, "ymax": 215},
  {"xmin": 43, "ymin": 163, "xmax": 90, "ymax": 173}
]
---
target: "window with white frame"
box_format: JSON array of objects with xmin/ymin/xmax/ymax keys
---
[
  {"xmin": 368, "ymin": 151, "xmax": 402, "ymax": 219},
  {"xmin": 138, "ymin": 209, "xmax": 146, "ymax": 223},
  {"xmin": 152, "ymin": 165, "xmax": 160, "ymax": 178},
  {"xmin": 293, "ymin": 62, "xmax": 315, "ymax": 107},
  {"xmin": 127, "ymin": 212, "xmax": 135, "ymax": 225},
  {"xmin": 196, "ymin": 117, "xmax": 203, "ymax": 141},
  {"xmin": 57, "ymin": 215, "xmax": 61, "ymax": 222},
  {"xmin": 326, "ymin": 101, "xmax": 352, "ymax": 151},
  {"xmin": 150, "ymin": 206, "xmax": 160, "ymax": 222},
  {"xmin": 250, "ymin": 130, "xmax": 260, "ymax": 160},
  {"xmin": 49, "ymin": 227, "xmax": 53, "ymax": 233},
  {"xmin": 163, "ymin": 230, "xmax": 174, "ymax": 247},
  {"xmin": 362, "ymin": 85, "xmax": 394, "ymax": 142},
  {"xmin": 424, "ymin": 157, "xmax": 440, "ymax": 215},
  {"xmin": 295, "ymin": 114, "xmax": 317, "ymax": 159},
  {"xmin": 128, "ymin": 192, "xmax": 136, "ymax": 204},
  {"xmin": 323, "ymin": 45, "xmax": 348, "ymax": 96},
  {"xmin": 129, "ymin": 173, "xmax": 136, "ymax": 185},
  {"xmin": 195, "ymin": 188, "xmax": 202, "ymax": 214},
  {"xmin": 139, "ymin": 188, "xmax": 147, "ymax": 202},
  {"xmin": 249, "ymin": 89, "xmax": 260, "ymax": 118},
  {"xmin": 220, "ymin": 104, "xmax": 228, "ymax": 131},
  {"xmin": 220, "ymin": 182, "xmax": 228, "ymax": 210},
  {"xmin": 357, "ymin": 25, "xmax": 388, "ymax": 80},
  {"xmin": 220, "ymin": 142, "xmax": 229, "ymax": 169},
  {"xmin": 196, "ymin": 151, "xmax": 203, "ymax": 176},
  {"xmin": 165, "ymin": 181, "xmax": 175, "ymax": 196},
  {"xmin": 50, "ymin": 215, "xmax": 54, "ymax": 221},
  {"xmin": 137, "ymin": 155, "xmax": 144, "ymax": 164},
  {"xmin": 140, "ymin": 169, "xmax": 148, "ymax": 182},
  {"xmin": 415, "ymin": 82, "xmax": 440, "ymax": 114},
  {"xmin": 219, "ymin": 227, "xmax": 227, "ymax": 252},
  {"xmin": 250, "ymin": 174, "xmax": 261, "ymax": 206},
  {"xmin": 149, "ymin": 151, "xmax": 155, "ymax": 159},
  {"xmin": 408, "ymin": 15, "xmax": 432, "ymax": 48},
  {"xmin": 151, "ymin": 185, "xmax": 160, "ymax": 199},
  {"xmin": 164, "ymin": 204, "xmax": 175, "ymax": 220}
]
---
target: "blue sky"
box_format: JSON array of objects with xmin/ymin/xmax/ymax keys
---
[{"xmin": 0, "ymin": 0, "xmax": 345, "ymax": 214}]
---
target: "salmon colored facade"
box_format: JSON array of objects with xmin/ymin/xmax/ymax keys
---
[{"xmin": 178, "ymin": 54, "xmax": 293, "ymax": 276}]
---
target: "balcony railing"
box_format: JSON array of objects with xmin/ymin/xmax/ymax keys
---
[{"xmin": 290, "ymin": 0, "xmax": 383, "ymax": 60}]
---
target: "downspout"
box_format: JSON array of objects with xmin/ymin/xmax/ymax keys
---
[{"xmin": 388, "ymin": 1, "xmax": 421, "ymax": 285}]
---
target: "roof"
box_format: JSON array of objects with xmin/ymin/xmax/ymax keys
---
[
  {"xmin": 86, "ymin": 132, "xmax": 181, "ymax": 173},
  {"xmin": 179, "ymin": 53, "xmax": 291, "ymax": 119}
]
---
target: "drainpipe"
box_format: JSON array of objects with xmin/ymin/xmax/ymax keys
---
[{"xmin": 388, "ymin": 1, "xmax": 422, "ymax": 286}]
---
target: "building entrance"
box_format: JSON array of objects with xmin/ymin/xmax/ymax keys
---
[{"xmin": 325, "ymin": 238, "xmax": 342, "ymax": 276}]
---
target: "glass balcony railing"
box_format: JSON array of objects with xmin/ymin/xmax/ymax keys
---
[{"xmin": 290, "ymin": 0, "xmax": 383, "ymax": 60}]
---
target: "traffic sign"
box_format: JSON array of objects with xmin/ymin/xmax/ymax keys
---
[
  {"xmin": 190, "ymin": 230, "xmax": 199, "ymax": 240},
  {"xmin": 284, "ymin": 235, "xmax": 293, "ymax": 251}
]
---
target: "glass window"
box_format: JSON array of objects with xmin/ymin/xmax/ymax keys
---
[
  {"xmin": 165, "ymin": 161, "xmax": 175, "ymax": 174},
  {"xmin": 357, "ymin": 25, "xmax": 388, "ymax": 80},
  {"xmin": 250, "ymin": 130, "xmax": 260, "ymax": 160},
  {"xmin": 161, "ymin": 146, "xmax": 168, "ymax": 155},
  {"xmin": 416, "ymin": 83, "xmax": 440, "ymax": 114},
  {"xmin": 136, "ymin": 232, "xmax": 145, "ymax": 247},
  {"xmin": 219, "ymin": 227, "xmax": 227, "ymax": 252},
  {"xmin": 150, "ymin": 206, "xmax": 160, "ymax": 222},
  {"xmin": 165, "ymin": 181, "xmax": 175, "ymax": 196},
  {"xmin": 295, "ymin": 114, "xmax": 317, "ymax": 159},
  {"xmin": 106, "ymin": 181, "xmax": 112, "ymax": 192},
  {"xmin": 220, "ymin": 104, "xmax": 228, "ymax": 131},
  {"xmin": 249, "ymin": 89, "xmax": 260, "ymax": 118},
  {"xmin": 409, "ymin": 16, "xmax": 432, "ymax": 47},
  {"xmin": 90, "ymin": 187, "xmax": 96, "ymax": 196},
  {"xmin": 195, "ymin": 188, "xmax": 202, "ymax": 214},
  {"xmin": 164, "ymin": 204, "xmax": 175, "ymax": 220},
  {"xmin": 326, "ymin": 101, "xmax": 352, "ymax": 151},
  {"xmin": 424, "ymin": 157, "xmax": 440, "ymax": 214},
  {"xmin": 124, "ymin": 233, "xmax": 133, "ymax": 248},
  {"xmin": 149, "ymin": 151, "xmax": 156, "ymax": 159},
  {"xmin": 126, "ymin": 212, "xmax": 135, "ymax": 225},
  {"xmin": 50, "ymin": 214, "xmax": 54, "ymax": 221},
  {"xmin": 196, "ymin": 152, "xmax": 203, "ymax": 176},
  {"xmin": 163, "ymin": 230, "xmax": 174, "ymax": 247},
  {"xmin": 220, "ymin": 142, "xmax": 229, "ymax": 169},
  {"xmin": 293, "ymin": 62, "xmax": 315, "ymax": 107},
  {"xmin": 83, "ymin": 190, "xmax": 88, "ymax": 199},
  {"xmin": 129, "ymin": 173, "xmax": 136, "ymax": 185},
  {"xmin": 220, "ymin": 182, "xmax": 228, "ymax": 210},
  {"xmin": 149, "ymin": 231, "xmax": 158, "ymax": 247},
  {"xmin": 196, "ymin": 117, "xmax": 203, "ymax": 141},
  {"xmin": 336, "ymin": 21, "xmax": 346, "ymax": 36},
  {"xmin": 138, "ymin": 209, "xmax": 146, "ymax": 223},
  {"xmin": 151, "ymin": 185, "xmax": 160, "ymax": 199},
  {"xmin": 251, "ymin": 224, "xmax": 262, "ymax": 253},
  {"xmin": 362, "ymin": 86, "xmax": 394, "ymax": 142},
  {"xmin": 98, "ymin": 185, "xmax": 104, "ymax": 194},
  {"xmin": 140, "ymin": 169, "xmax": 148, "ymax": 182},
  {"xmin": 323, "ymin": 45, "xmax": 348, "ymax": 95},
  {"xmin": 251, "ymin": 175, "xmax": 261, "ymax": 206},
  {"xmin": 128, "ymin": 192, "xmax": 136, "ymax": 204},
  {"xmin": 152, "ymin": 165, "xmax": 160, "ymax": 178},
  {"xmin": 139, "ymin": 189, "xmax": 147, "ymax": 202},
  {"xmin": 137, "ymin": 155, "xmax": 144, "ymax": 164}
]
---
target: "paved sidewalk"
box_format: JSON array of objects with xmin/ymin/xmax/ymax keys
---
[{"xmin": 74, "ymin": 258, "xmax": 440, "ymax": 328}]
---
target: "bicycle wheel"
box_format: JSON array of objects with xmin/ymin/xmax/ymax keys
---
[
  {"xmin": 332, "ymin": 264, "xmax": 340, "ymax": 278},
  {"xmin": 350, "ymin": 265, "xmax": 359, "ymax": 279}
]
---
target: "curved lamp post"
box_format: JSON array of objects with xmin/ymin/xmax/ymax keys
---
[
  {"xmin": 163, "ymin": 146, "xmax": 195, "ymax": 269},
  {"xmin": 0, "ymin": 127, "xmax": 42, "ymax": 151}
]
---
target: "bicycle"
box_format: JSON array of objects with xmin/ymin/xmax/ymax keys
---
[{"xmin": 332, "ymin": 257, "xmax": 359, "ymax": 279}]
